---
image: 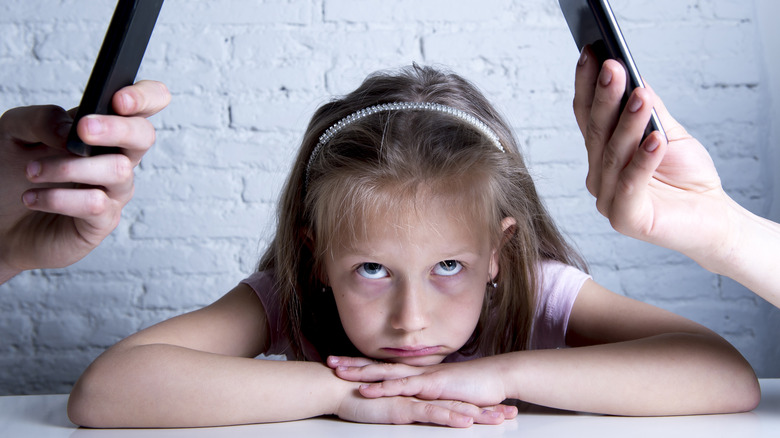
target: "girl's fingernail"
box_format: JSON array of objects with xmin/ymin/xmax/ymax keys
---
[
  {"xmin": 27, "ymin": 161, "xmax": 41, "ymax": 178},
  {"xmin": 599, "ymin": 67, "xmax": 613, "ymax": 86},
  {"xmin": 578, "ymin": 48, "xmax": 588, "ymax": 66},
  {"xmin": 645, "ymin": 135, "xmax": 660, "ymax": 152},
  {"xmin": 22, "ymin": 191, "xmax": 37, "ymax": 206},
  {"xmin": 484, "ymin": 410, "xmax": 502, "ymax": 418},
  {"xmin": 627, "ymin": 93, "xmax": 644, "ymax": 113},
  {"xmin": 85, "ymin": 115, "xmax": 104, "ymax": 135}
]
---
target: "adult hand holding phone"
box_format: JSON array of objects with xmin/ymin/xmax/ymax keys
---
[
  {"xmin": 0, "ymin": 80, "xmax": 170, "ymax": 285},
  {"xmin": 573, "ymin": 47, "xmax": 780, "ymax": 308}
]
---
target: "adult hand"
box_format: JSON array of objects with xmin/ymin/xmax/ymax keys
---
[
  {"xmin": 328, "ymin": 355, "xmax": 517, "ymax": 419},
  {"xmin": 572, "ymin": 47, "xmax": 736, "ymax": 271},
  {"xmin": 0, "ymin": 80, "xmax": 170, "ymax": 283}
]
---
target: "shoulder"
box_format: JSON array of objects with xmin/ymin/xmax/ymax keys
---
[
  {"xmin": 529, "ymin": 260, "xmax": 591, "ymax": 350},
  {"xmin": 537, "ymin": 260, "xmax": 591, "ymax": 295}
]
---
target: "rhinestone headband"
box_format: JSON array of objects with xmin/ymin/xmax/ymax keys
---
[{"xmin": 305, "ymin": 101, "xmax": 505, "ymax": 187}]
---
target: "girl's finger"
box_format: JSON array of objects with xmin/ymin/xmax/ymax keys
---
[
  {"xmin": 326, "ymin": 356, "xmax": 376, "ymax": 369},
  {"xmin": 584, "ymin": 59, "xmax": 627, "ymax": 196},
  {"xmin": 427, "ymin": 400, "xmax": 506, "ymax": 426},
  {"xmin": 360, "ymin": 375, "xmax": 430, "ymax": 399},
  {"xmin": 404, "ymin": 401, "xmax": 474, "ymax": 428},
  {"xmin": 336, "ymin": 362, "xmax": 420, "ymax": 382},
  {"xmin": 26, "ymin": 154, "xmax": 135, "ymax": 202},
  {"xmin": 595, "ymin": 87, "xmax": 655, "ymax": 217}
]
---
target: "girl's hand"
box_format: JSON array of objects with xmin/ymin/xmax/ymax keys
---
[
  {"xmin": 572, "ymin": 48, "xmax": 737, "ymax": 271},
  {"xmin": 0, "ymin": 80, "xmax": 170, "ymax": 282},
  {"xmin": 336, "ymin": 388, "xmax": 513, "ymax": 428},
  {"xmin": 328, "ymin": 356, "xmax": 517, "ymax": 416}
]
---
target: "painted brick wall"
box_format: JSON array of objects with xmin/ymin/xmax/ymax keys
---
[{"xmin": 1, "ymin": 0, "xmax": 778, "ymax": 395}]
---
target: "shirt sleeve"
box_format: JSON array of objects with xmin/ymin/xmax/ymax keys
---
[
  {"xmin": 240, "ymin": 271, "xmax": 293, "ymax": 357},
  {"xmin": 529, "ymin": 260, "xmax": 591, "ymax": 350}
]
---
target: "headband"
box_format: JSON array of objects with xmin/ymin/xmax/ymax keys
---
[{"xmin": 305, "ymin": 101, "xmax": 506, "ymax": 187}]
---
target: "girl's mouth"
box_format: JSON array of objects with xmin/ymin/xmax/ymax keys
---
[{"xmin": 381, "ymin": 346, "xmax": 442, "ymax": 357}]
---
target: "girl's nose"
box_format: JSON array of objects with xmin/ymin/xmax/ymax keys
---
[{"xmin": 390, "ymin": 281, "xmax": 429, "ymax": 332}]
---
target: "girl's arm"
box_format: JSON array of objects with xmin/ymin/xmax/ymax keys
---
[
  {"xmin": 68, "ymin": 284, "xmax": 511, "ymax": 428},
  {"xmin": 333, "ymin": 280, "xmax": 760, "ymax": 416}
]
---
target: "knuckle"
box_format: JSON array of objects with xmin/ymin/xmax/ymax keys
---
[
  {"xmin": 85, "ymin": 190, "xmax": 108, "ymax": 216},
  {"xmin": 601, "ymin": 142, "xmax": 621, "ymax": 171},
  {"xmin": 585, "ymin": 118, "xmax": 608, "ymax": 145},
  {"xmin": 585, "ymin": 173, "xmax": 599, "ymax": 197},
  {"xmin": 113, "ymin": 155, "xmax": 134, "ymax": 182}
]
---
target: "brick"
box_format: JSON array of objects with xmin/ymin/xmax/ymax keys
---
[{"xmin": 0, "ymin": 0, "xmax": 778, "ymax": 396}]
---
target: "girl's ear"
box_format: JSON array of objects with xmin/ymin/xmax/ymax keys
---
[{"xmin": 489, "ymin": 217, "xmax": 517, "ymax": 281}]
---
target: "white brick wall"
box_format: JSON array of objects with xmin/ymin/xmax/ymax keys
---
[{"xmin": 1, "ymin": 0, "xmax": 778, "ymax": 395}]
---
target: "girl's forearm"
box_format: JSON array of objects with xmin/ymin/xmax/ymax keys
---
[
  {"xmin": 68, "ymin": 343, "xmax": 354, "ymax": 428},
  {"xmin": 497, "ymin": 333, "xmax": 759, "ymax": 415}
]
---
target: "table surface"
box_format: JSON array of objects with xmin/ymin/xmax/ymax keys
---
[{"xmin": 2, "ymin": 379, "xmax": 778, "ymax": 438}]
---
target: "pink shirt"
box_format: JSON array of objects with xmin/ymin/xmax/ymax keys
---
[{"xmin": 241, "ymin": 260, "xmax": 590, "ymax": 361}]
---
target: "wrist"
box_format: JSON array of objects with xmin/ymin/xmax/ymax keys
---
[
  {"xmin": 486, "ymin": 353, "xmax": 524, "ymax": 401},
  {"xmin": 325, "ymin": 365, "xmax": 362, "ymax": 417},
  {"xmin": 694, "ymin": 196, "xmax": 756, "ymax": 277}
]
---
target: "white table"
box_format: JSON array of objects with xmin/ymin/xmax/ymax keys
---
[{"xmin": 3, "ymin": 379, "xmax": 779, "ymax": 437}]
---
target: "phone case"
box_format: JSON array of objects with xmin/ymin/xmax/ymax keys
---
[
  {"xmin": 559, "ymin": 0, "xmax": 665, "ymax": 140},
  {"xmin": 66, "ymin": 0, "xmax": 164, "ymax": 156}
]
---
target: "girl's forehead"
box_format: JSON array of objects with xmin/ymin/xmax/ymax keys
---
[{"xmin": 333, "ymin": 192, "xmax": 493, "ymax": 253}]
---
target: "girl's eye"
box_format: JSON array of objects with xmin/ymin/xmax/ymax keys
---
[
  {"xmin": 432, "ymin": 260, "xmax": 462, "ymax": 276},
  {"xmin": 356, "ymin": 263, "xmax": 388, "ymax": 279}
]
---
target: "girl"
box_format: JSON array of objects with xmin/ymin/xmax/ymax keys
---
[{"xmin": 67, "ymin": 65, "xmax": 759, "ymax": 429}]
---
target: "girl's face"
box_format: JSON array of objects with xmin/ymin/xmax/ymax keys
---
[{"xmin": 323, "ymin": 200, "xmax": 500, "ymax": 366}]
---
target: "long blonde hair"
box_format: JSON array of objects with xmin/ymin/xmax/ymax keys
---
[{"xmin": 259, "ymin": 64, "xmax": 585, "ymax": 360}]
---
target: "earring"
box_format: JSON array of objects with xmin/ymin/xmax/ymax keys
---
[{"xmin": 487, "ymin": 280, "xmax": 497, "ymax": 290}]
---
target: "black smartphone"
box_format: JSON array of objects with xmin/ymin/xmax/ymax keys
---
[
  {"xmin": 559, "ymin": 0, "xmax": 665, "ymax": 140},
  {"xmin": 66, "ymin": 0, "xmax": 164, "ymax": 156}
]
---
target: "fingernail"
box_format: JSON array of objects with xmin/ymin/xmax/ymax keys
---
[
  {"xmin": 578, "ymin": 48, "xmax": 588, "ymax": 66},
  {"xmin": 627, "ymin": 93, "xmax": 644, "ymax": 113},
  {"xmin": 599, "ymin": 68, "xmax": 613, "ymax": 86},
  {"xmin": 84, "ymin": 115, "xmax": 104, "ymax": 135},
  {"xmin": 121, "ymin": 92, "xmax": 135, "ymax": 113},
  {"xmin": 22, "ymin": 191, "xmax": 37, "ymax": 206},
  {"xmin": 645, "ymin": 135, "xmax": 660, "ymax": 152},
  {"xmin": 27, "ymin": 161, "xmax": 41, "ymax": 178},
  {"xmin": 329, "ymin": 356, "xmax": 340, "ymax": 365},
  {"xmin": 484, "ymin": 410, "xmax": 502, "ymax": 418}
]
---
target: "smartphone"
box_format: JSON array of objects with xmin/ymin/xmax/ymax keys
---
[
  {"xmin": 559, "ymin": 0, "xmax": 665, "ymax": 140},
  {"xmin": 66, "ymin": 0, "xmax": 164, "ymax": 156}
]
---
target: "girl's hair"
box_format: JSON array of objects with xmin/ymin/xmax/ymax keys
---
[{"xmin": 259, "ymin": 64, "xmax": 586, "ymax": 360}]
